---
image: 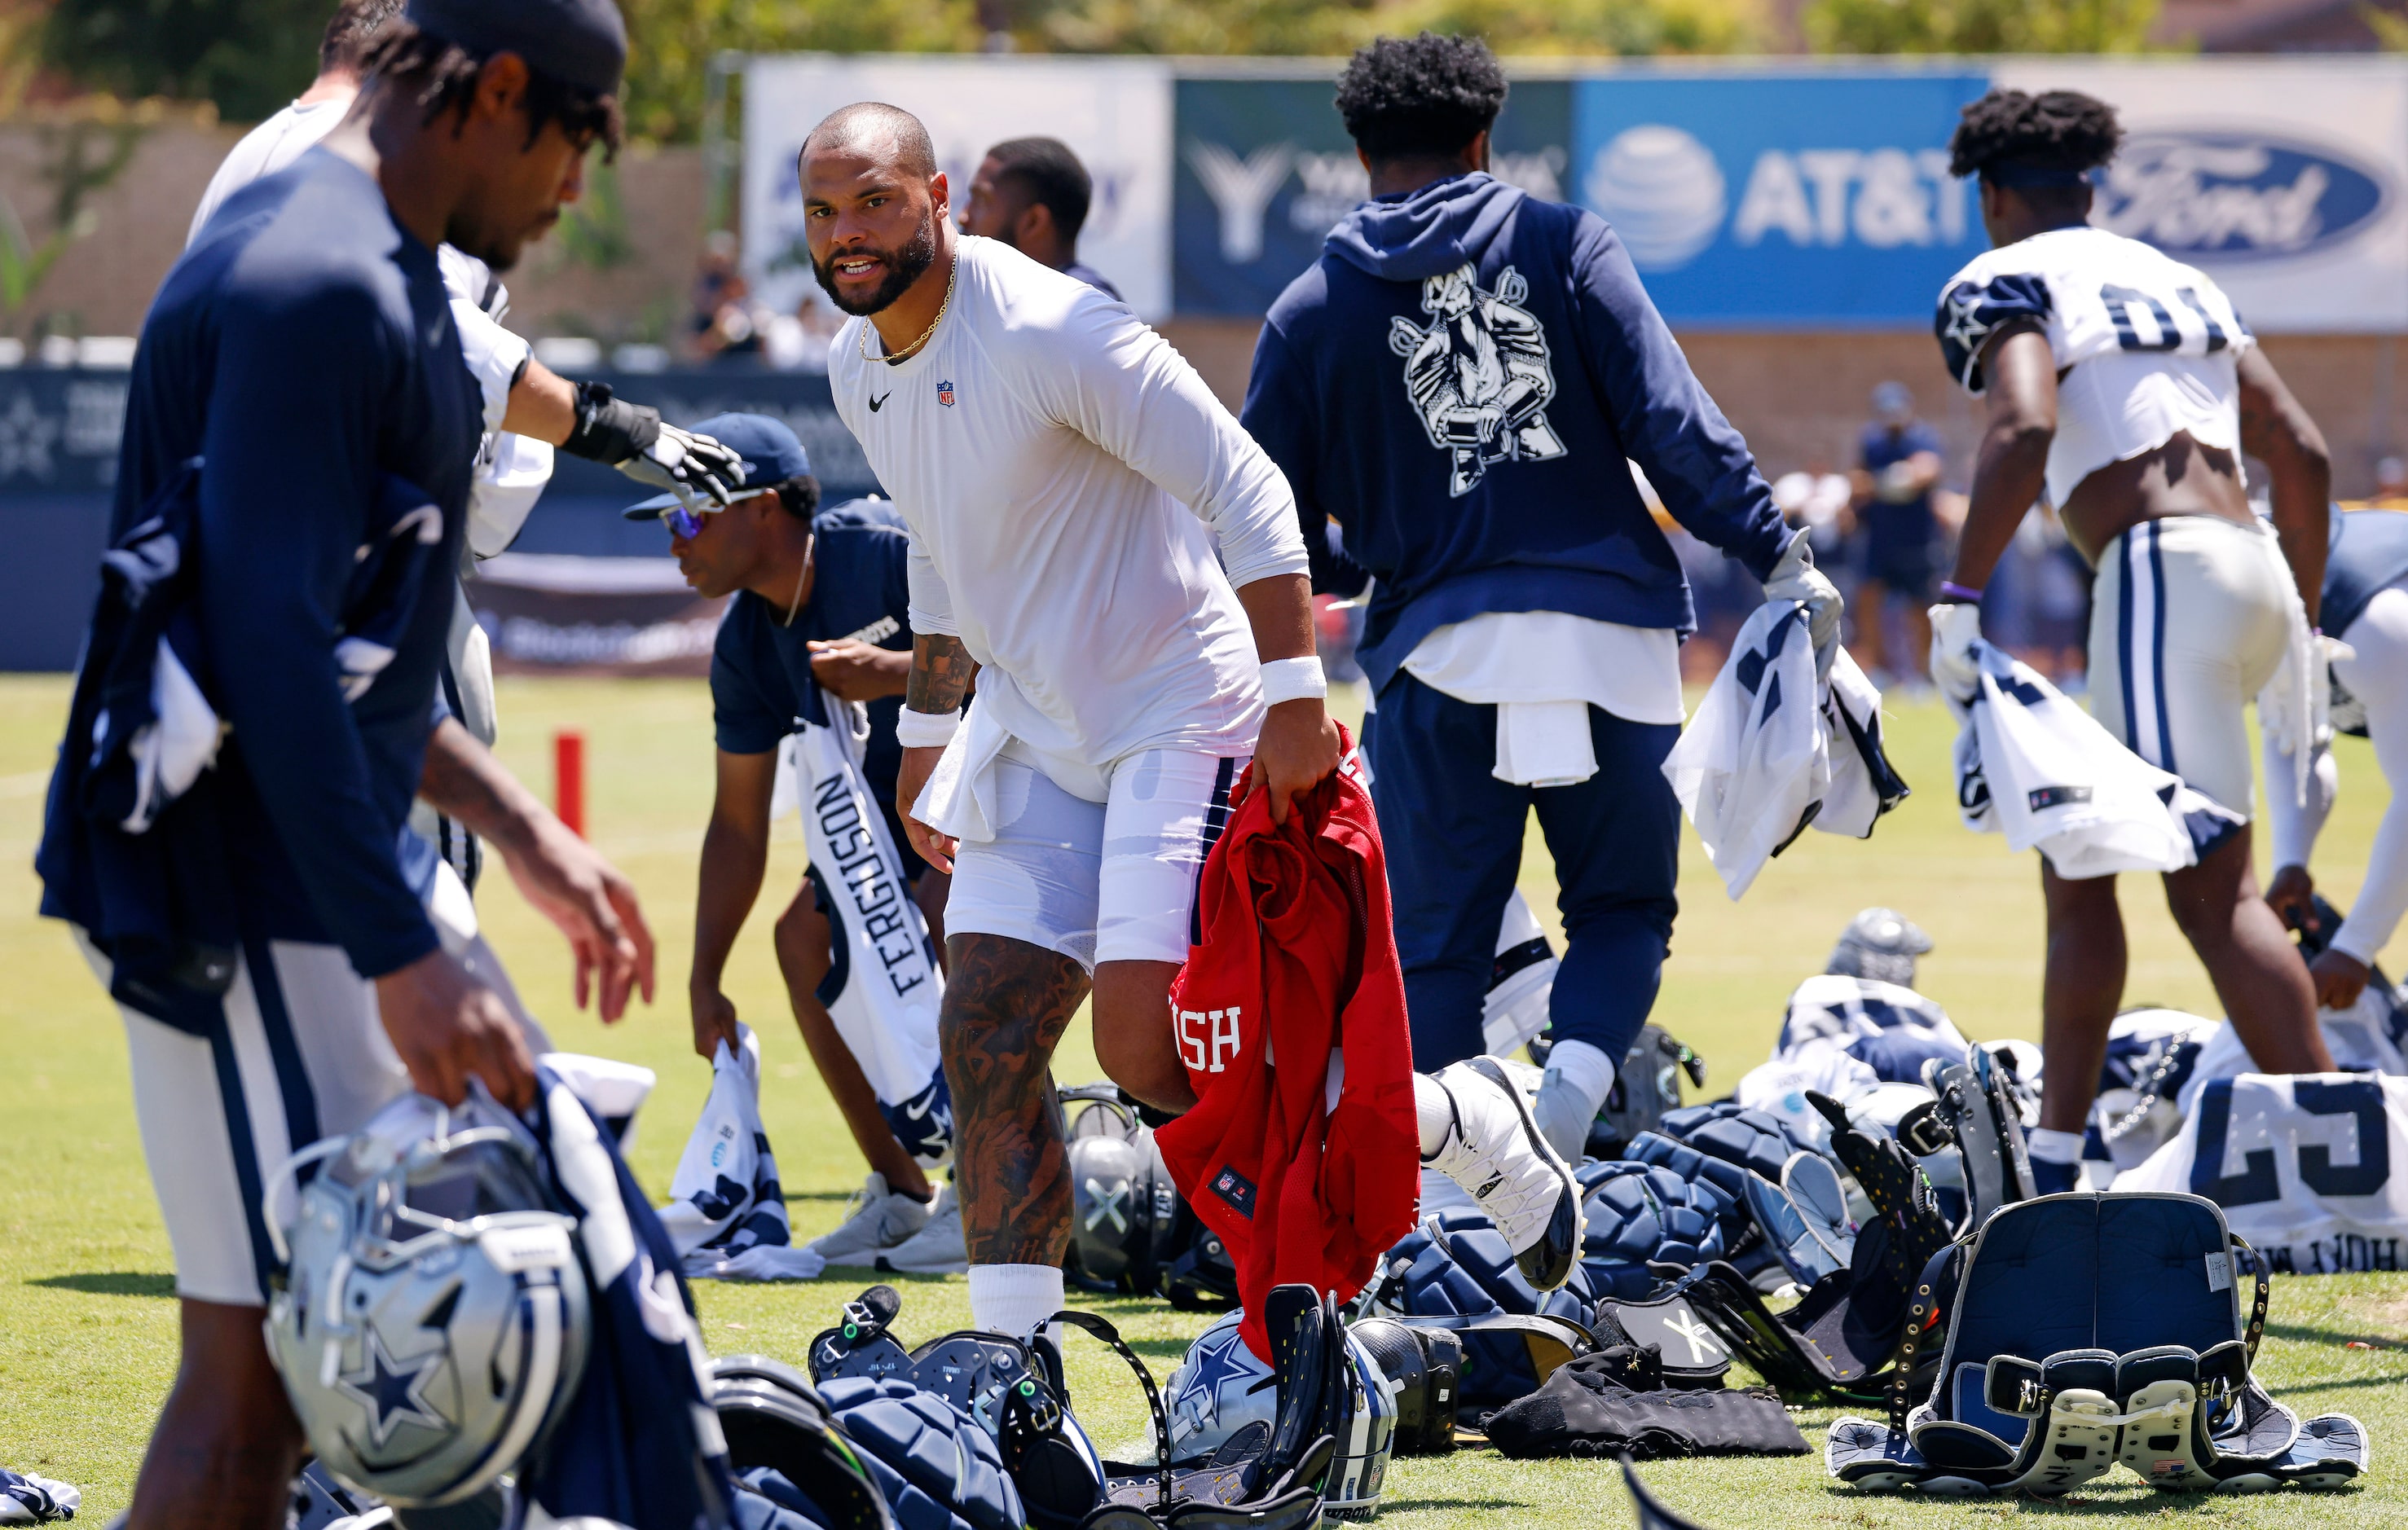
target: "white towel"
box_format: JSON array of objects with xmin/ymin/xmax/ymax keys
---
[{"xmin": 1495, "ymin": 699, "xmax": 1596, "ymax": 786}]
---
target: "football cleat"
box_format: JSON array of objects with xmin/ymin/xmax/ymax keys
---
[{"xmin": 1423, "ymin": 1058, "xmax": 1582, "ymax": 1290}]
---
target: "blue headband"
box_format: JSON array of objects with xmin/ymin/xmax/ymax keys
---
[{"xmin": 1981, "ymin": 162, "xmax": 2094, "ymax": 190}]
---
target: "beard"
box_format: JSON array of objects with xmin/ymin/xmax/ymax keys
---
[{"xmin": 813, "ymin": 209, "xmax": 940, "ymax": 317}]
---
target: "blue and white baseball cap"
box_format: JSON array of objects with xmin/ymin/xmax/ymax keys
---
[{"xmin": 621, "ymin": 412, "xmax": 813, "ymax": 519}]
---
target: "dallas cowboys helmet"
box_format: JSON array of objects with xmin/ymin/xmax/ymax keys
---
[
  {"xmin": 1063, "ymin": 1085, "xmax": 1182, "ymax": 1295},
  {"xmin": 1162, "ymin": 1309, "xmax": 1395, "ymax": 1521},
  {"xmin": 264, "ymin": 1091, "xmax": 591, "ymax": 1507},
  {"xmin": 1825, "ymin": 908, "xmax": 1934, "ymax": 988}
]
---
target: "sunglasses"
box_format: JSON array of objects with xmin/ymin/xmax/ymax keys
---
[{"xmin": 659, "ymin": 504, "xmax": 715, "ymax": 539}]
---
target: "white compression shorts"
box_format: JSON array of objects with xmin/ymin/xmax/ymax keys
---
[
  {"xmin": 942, "ymin": 739, "xmax": 1240, "ymax": 970},
  {"xmin": 2088, "ymin": 513, "xmax": 2294, "ymax": 816},
  {"xmin": 2266, "ymin": 579, "xmax": 2408, "ymax": 965}
]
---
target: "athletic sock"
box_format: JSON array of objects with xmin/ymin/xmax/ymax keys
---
[
  {"xmin": 2027, "ymin": 1127, "xmax": 2084, "ymax": 1195},
  {"xmin": 967, "ymin": 1263, "xmax": 1064, "ymax": 1343},
  {"xmin": 1534, "ymin": 1040, "xmax": 1615, "ymax": 1162},
  {"xmin": 1414, "ymin": 1073, "xmax": 1453, "ymax": 1158}
]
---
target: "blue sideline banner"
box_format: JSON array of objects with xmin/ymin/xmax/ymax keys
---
[
  {"xmin": 1172, "ymin": 76, "xmax": 1572, "ymax": 318},
  {"xmin": 1568, "ymin": 70, "xmax": 1994, "ymax": 328}
]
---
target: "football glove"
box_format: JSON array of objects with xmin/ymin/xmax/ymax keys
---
[
  {"xmin": 1762, "ymin": 534, "xmax": 1842, "ymax": 679},
  {"xmin": 1929, "ymin": 600, "xmax": 1983, "ymax": 704},
  {"xmin": 562, "ymin": 381, "xmax": 746, "ymax": 513}
]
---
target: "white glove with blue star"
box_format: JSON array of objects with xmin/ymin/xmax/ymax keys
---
[{"xmin": 1763, "ymin": 534, "xmax": 1843, "ymax": 680}]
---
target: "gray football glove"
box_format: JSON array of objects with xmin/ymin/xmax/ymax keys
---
[{"xmin": 1763, "ymin": 533, "xmax": 1843, "ymax": 680}]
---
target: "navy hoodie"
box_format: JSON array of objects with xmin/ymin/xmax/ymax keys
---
[{"xmin": 1243, "ymin": 172, "xmax": 1791, "ymax": 693}]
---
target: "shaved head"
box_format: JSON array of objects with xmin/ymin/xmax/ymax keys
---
[{"xmin": 803, "ymin": 101, "xmax": 937, "ymax": 181}]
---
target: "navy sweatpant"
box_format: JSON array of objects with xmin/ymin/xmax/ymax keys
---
[{"xmin": 1364, "ymin": 671, "xmax": 1680, "ymax": 1071}]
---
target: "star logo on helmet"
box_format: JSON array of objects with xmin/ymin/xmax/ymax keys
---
[
  {"xmin": 337, "ymin": 1329, "xmax": 447, "ymax": 1447},
  {"xmin": 1179, "ymin": 1321, "xmax": 1273, "ymax": 1428}
]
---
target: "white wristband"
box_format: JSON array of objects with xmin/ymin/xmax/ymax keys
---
[
  {"xmin": 1260, "ymin": 656, "xmax": 1327, "ymax": 707},
  {"xmin": 893, "ymin": 707, "xmax": 961, "ymax": 750}
]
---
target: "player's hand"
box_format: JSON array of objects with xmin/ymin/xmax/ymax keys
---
[
  {"xmin": 691, "ymin": 987, "xmax": 742, "ymax": 1062},
  {"xmin": 495, "ymin": 807, "xmax": 656, "ymax": 1022},
  {"xmin": 1246, "ymin": 698, "xmax": 1343, "ymax": 828},
  {"xmin": 897, "ymin": 744, "xmax": 957, "ymax": 874},
  {"xmin": 2309, "ymin": 947, "xmax": 2371, "ymax": 1011},
  {"xmin": 1929, "ymin": 600, "xmax": 1983, "ymax": 704},
  {"xmin": 376, "ymin": 947, "xmax": 537, "ymax": 1110},
  {"xmin": 1764, "ymin": 534, "xmax": 1842, "ymax": 680},
  {"xmin": 617, "ymin": 424, "xmax": 745, "ymax": 513},
  {"xmin": 809, "ymin": 640, "xmax": 911, "ymax": 702},
  {"xmin": 2265, "ymin": 863, "xmax": 2318, "ymax": 934}
]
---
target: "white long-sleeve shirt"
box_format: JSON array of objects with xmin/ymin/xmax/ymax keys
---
[{"xmin": 830, "ymin": 236, "xmax": 1309, "ymax": 766}]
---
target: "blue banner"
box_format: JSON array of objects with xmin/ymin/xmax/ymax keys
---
[
  {"xmin": 1569, "ymin": 71, "xmax": 1995, "ymax": 327},
  {"xmin": 1173, "ymin": 77, "xmax": 1572, "ymax": 318}
]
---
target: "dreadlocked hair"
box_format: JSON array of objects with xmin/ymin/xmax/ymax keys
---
[
  {"xmin": 359, "ymin": 21, "xmax": 623, "ymax": 160},
  {"xmin": 1947, "ymin": 88, "xmax": 2122, "ymax": 181},
  {"xmin": 1335, "ymin": 33, "xmax": 1508, "ymax": 164}
]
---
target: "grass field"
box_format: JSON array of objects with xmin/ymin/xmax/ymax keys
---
[{"xmin": 2, "ymin": 672, "xmax": 2403, "ymax": 1527}]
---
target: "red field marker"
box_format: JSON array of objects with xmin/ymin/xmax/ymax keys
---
[{"xmin": 555, "ymin": 729, "xmax": 586, "ymax": 838}]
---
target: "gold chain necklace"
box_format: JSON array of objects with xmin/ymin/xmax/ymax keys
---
[{"xmin": 860, "ymin": 255, "xmax": 957, "ymax": 366}]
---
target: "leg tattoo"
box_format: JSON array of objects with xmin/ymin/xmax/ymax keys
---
[{"xmin": 941, "ymin": 933, "xmax": 1090, "ymax": 1266}]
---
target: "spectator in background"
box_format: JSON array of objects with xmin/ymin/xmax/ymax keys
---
[
  {"xmin": 1771, "ymin": 451, "xmax": 1854, "ymax": 566},
  {"xmin": 1851, "ymin": 380, "xmax": 1947, "ymax": 687},
  {"xmin": 764, "ymin": 288, "xmax": 846, "ymax": 373},
  {"xmin": 689, "ymin": 229, "xmax": 771, "ymax": 365},
  {"xmin": 2362, "ymin": 455, "xmax": 2408, "ymax": 508},
  {"xmin": 957, "ymin": 136, "xmax": 1122, "ymax": 299}
]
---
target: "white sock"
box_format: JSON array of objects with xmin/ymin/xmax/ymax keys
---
[
  {"xmin": 967, "ymin": 1263, "xmax": 1065, "ymax": 1343},
  {"xmin": 1414, "ymin": 1073, "xmax": 1453, "ymax": 1158},
  {"xmin": 2026, "ymin": 1127, "xmax": 2085, "ymax": 1164},
  {"xmin": 1542, "ymin": 1040, "xmax": 1617, "ymax": 1118}
]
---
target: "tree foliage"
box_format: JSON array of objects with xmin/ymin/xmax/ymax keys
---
[
  {"xmin": 40, "ymin": 0, "xmax": 324, "ymax": 122},
  {"xmin": 1802, "ymin": 0, "xmax": 2159, "ymax": 53}
]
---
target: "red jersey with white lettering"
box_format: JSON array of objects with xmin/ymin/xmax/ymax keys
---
[{"xmin": 1156, "ymin": 736, "xmax": 1420, "ymax": 1358}]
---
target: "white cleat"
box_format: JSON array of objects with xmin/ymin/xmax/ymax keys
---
[
  {"xmin": 1424, "ymin": 1057, "xmax": 1583, "ymax": 1289},
  {"xmin": 876, "ymin": 1182, "xmax": 968, "ymax": 1275},
  {"xmin": 806, "ymin": 1172, "xmax": 934, "ymax": 1268}
]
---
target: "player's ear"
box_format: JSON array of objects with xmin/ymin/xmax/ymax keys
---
[
  {"xmin": 1017, "ymin": 200, "xmax": 1053, "ymax": 251},
  {"xmin": 929, "ymin": 169, "xmax": 950, "ymax": 222},
  {"xmin": 475, "ymin": 51, "xmax": 532, "ymax": 131}
]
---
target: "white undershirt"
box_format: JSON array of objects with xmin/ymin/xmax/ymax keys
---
[
  {"xmin": 1402, "ymin": 611, "xmax": 1685, "ymax": 785},
  {"xmin": 830, "ymin": 237, "xmax": 1308, "ymax": 767}
]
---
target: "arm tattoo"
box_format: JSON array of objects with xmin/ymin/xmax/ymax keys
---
[
  {"xmin": 940, "ymin": 933, "xmax": 1090, "ymax": 1267},
  {"xmin": 906, "ymin": 634, "xmax": 976, "ymax": 714}
]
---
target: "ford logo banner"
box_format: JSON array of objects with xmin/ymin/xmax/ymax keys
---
[{"xmin": 2095, "ymin": 131, "xmax": 2393, "ymax": 262}]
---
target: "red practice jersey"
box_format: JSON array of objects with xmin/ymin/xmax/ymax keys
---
[{"xmin": 1156, "ymin": 734, "xmax": 1420, "ymax": 1358}]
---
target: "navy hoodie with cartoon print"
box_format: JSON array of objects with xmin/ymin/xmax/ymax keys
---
[{"xmin": 1242, "ymin": 172, "xmax": 1792, "ymax": 692}]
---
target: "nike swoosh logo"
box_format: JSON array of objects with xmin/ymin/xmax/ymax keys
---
[{"xmin": 868, "ymin": 392, "xmax": 889, "ymax": 412}]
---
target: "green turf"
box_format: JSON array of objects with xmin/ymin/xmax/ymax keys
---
[{"xmin": 1, "ymin": 672, "xmax": 2402, "ymax": 1525}]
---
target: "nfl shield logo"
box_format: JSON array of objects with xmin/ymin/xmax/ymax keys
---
[{"xmin": 936, "ymin": 380, "xmax": 955, "ymax": 407}]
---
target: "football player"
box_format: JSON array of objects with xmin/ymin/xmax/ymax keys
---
[
  {"xmin": 1926, "ymin": 87, "xmax": 2336, "ymax": 1192},
  {"xmin": 2263, "ymin": 504, "xmax": 2408, "ymax": 1009}
]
